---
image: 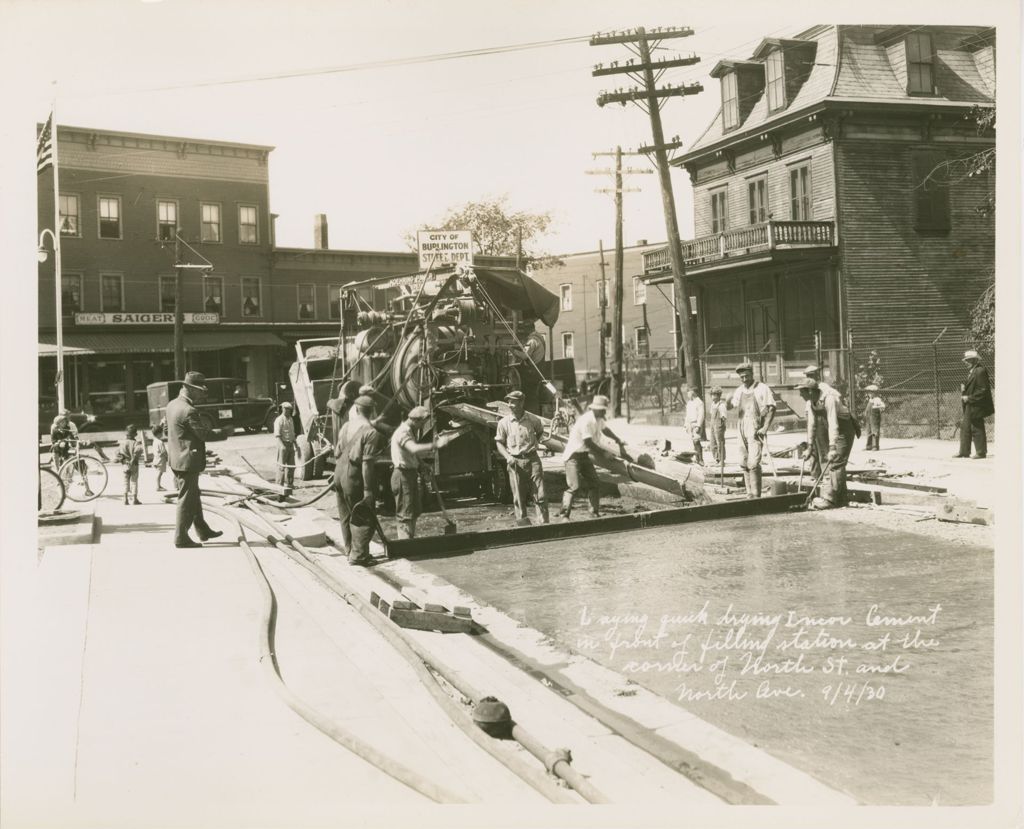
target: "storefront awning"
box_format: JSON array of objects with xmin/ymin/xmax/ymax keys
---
[{"xmin": 38, "ymin": 330, "xmax": 288, "ymax": 357}]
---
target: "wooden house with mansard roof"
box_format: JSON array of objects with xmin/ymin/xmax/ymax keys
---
[{"xmin": 643, "ymin": 24, "xmax": 995, "ymax": 391}]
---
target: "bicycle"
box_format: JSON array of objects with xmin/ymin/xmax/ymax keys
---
[
  {"xmin": 39, "ymin": 465, "xmax": 66, "ymax": 513},
  {"xmin": 54, "ymin": 439, "xmax": 109, "ymax": 502}
]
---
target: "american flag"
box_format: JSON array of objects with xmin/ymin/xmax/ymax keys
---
[{"xmin": 36, "ymin": 113, "xmax": 54, "ymax": 174}]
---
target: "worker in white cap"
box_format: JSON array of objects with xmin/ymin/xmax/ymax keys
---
[
  {"xmin": 803, "ymin": 364, "xmax": 839, "ymax": 400},
  {"xmin": 495, "ymin": 390, "xmax": 548, "ymax": 525},
  {"xmin": 333, "ymin": 395, "xmax": 387, "ymax": 564},
  {"xmin": 726, "ymin": 362, "xmax": 776, "ymax": 498},
  {"xmin": 800, "ymin": 378, "xmax": 856, "ymax": 509},
  {"xmin": 954, "ymin": 349, "xmax": 993, "ymax": 459},
  {"xmin": 272, "ymin": 401, "xmax": 297, "ymax": 489},
  {"xmin": 390, "ymin": 406, "xmax": 431, "ymax": 540},
  {"xmin": 559, "ymin": 394, "xmax": 628, "ymax": 519}
]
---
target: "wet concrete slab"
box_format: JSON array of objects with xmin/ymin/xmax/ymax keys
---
[{"xmin": 411, "ymin": 511, "xmax": 993, "ymax": 806}]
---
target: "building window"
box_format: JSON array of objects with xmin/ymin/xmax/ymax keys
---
[
  {"xmin": 239, "ymin": 204, "xmax": 259, "ymax": 245},
  {"xmin": 596, "ymin": 279, "xmax": 608, "ymax": 307},
  {"xmin": 59, "ymin": 194, "xmax": 79, "ymax": 237},
  {"xmin": 747, "ymin": 176, "xmax": 768, "ymax": 224},
  {"xmin": 711, "ymin": 188, "xmax": 728, "ymax": 234},
  {"xmin": 766, "ymin": 49, "xmax": 785, "ymax": 111},
  {"xmin": 241, "ymin": 277, "xmax": 262, "ymax": 318},
  {"xmin": 633, "ymin": 277, "xmax": 647, "ymax": 306},
  {"xmin": 203, "ymin": 276, "xmax": 223, "ymax": 315},
  {"xmin": 559, "ymin": 283, "xmax": 573, "ymax": 311},
  {"xmin": 98, "ymin": 196, "xmax": 121, "ymax": 239},
  {"xmin": 159, "ymin": 275, "xmax": 176, "ymax": 313},
  {"xmin": 61, "ymin": 273, "xmax": 82, "ymax": 318},
  {"xmin": 721, "ymin": 71, "xmax": 739, "ymax": 131},
  {"xmin": 906, "ymin": 32, "xmax": 934, "ymax": 94},
  {"xmin": 789, "ymin": 164, "xmax": 811, "ymax": 220},
  {"xmin": 634, "ymin": 327, "xmax": 650, "ymax": 358},
  {"xmin": 561, "ymin": 332, "xmax": 574, "ymax": 359},
  {"xmin": 329, "ymin": 285, "xmax": 344, "ymax": 320},
  {"xmin": 100, "ymin": 273, "xmax": 123, "ymax": 312},
  {"xmin": 912, "ymin": 150, "xmax": 951, "ymax": 232},
  {"xmin": 157, "ymin": 200, "xmax": 177, "ymax": 241},
  {"xmin": 200, "ymin": 203, "xmax": 221, "ymax": 243},
  {"xmin": 297, "ymin": 284, "xmax": 316, "ymax": 320}
]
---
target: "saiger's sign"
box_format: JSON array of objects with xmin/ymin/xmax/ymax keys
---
[
  {"xmin": 74, "ymin": 312, "xmax": 220, "ymax": 325},
  {"xmin": 416, "ymin": 229, "xmax": 474, "ymax": 269}
]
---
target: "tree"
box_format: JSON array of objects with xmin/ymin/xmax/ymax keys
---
[
  {"xmin": 407, "ymin": 196, "xmax": 561, "ymax": 267},
  {"xmin": 970, "ymin": 281, "xmax": 995, "ymax": 352}
]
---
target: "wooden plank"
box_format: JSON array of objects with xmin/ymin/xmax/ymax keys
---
[{"xmin": 386, "ymin": 493, "xmax": 806, "ymax": 559}]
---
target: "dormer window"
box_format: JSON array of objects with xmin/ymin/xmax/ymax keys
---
[
  {"xmin": 906, "ymin": 32, "xmax": 934, "ymax": 94},
  {"xmin": 722, "ymin": 72, "xmax": 739, "ymax": 131},
  {"xmin": 766, "ymin": 50, "xmax": 785, "ymax": 111}
]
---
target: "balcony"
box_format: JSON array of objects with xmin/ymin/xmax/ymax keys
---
[{"xmin": 642, "ymin": 220, "xmax": 835, "ymax": 277}]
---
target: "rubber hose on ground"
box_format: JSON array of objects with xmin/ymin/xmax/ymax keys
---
[
  {"xmin": 203, "ymin": 504, "xmax": 464, "ymax": 804},
  {"xmin": 239, "ymin": 501, "xmax": 587, "ymax": 804}
]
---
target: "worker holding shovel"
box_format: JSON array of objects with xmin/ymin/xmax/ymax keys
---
[
  {"xmin": 389, "ymin": 406, "xmax": 460, "ymax": 539},
  {"xmin": 800, "ymin": 378, "xmax": 857, "ymax": 510},
  {"xmin": 495, "ymin": 390, "xmax": 549, "ymax": 526}
]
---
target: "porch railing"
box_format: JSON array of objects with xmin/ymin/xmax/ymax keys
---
[{"xmin": 642, "ymin": 220, "xmax": 835, "ymax": 274}]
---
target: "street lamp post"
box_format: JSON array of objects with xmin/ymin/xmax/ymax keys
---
[{"xmin": 38, "ymin": 227, "xmax": 64, "ymax": 412}]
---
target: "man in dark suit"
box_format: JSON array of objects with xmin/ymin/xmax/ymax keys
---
[
  {"xmin": 954, "ymin": 349, "xmax": 994, "ymax": 459},
  {"xmin": 166, "ymin": 371, "xmax": 222, "ymax": 548}
]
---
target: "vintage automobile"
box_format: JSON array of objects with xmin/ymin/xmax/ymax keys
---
[
  {"xmin": 38, "ymin": 396, "xmax": 102, "ymax": 436},
  {"xmin": 146, "ymin": 377, "xmax": 279, "ymax": 438}
]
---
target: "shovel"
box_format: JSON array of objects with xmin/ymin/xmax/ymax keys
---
[
  {"xmin": 424, "ymin": 464, "xmax": 457, "ymax": 535},
  {"xmin": 803, "ymin": 459, "xmax": 832, "ymax": 509},
  {"xmin": 798, "ymin": 456, "xmax": 806, "ymax": 490}
]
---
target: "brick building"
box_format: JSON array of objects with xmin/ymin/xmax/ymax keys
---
[
  {"xmin": 36, "ymin": 125, "xmax": 515, "ymax": 424},
  {"xmin": 530, "ymin": 242, "xmax": 676, "ymax": 382},
  {"xmin": 643, "ymin": 24, "xmax": 995, "ymax": 393}
]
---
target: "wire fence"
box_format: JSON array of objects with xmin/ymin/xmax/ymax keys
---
[{"xmin": 619, "ymin": 333, "xmax": 994, "ymax": 439}]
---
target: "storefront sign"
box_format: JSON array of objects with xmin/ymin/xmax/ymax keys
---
[
  {"xmin": 417, "ymin": 229, "xmax": 474, "ymax": 269},
  {"xmin": 74, "ymin": 312, "xmax": 220, "ymax": 325}
]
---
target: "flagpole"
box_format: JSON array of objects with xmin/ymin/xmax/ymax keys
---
[{"xmin": 51, "ymin": 94, "xmax": 65, "ymax": 411}]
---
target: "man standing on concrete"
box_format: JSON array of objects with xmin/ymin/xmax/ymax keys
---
[
  {"xmin": 800, "ymin": 378, "xmax": 857, "ymax": 509},
  {"xmin": 726, "ymin": 363, "xmax": 776, "ymax": 498},
  {"xmin": 559, "ymin": 394, "xmax": 628, "ymax": 520},
  {"xmin": 333, "ymin": 395, "xmax": 387, "ymax": 564},
  {"xmin": 166, "ymin": 371, "xmax": 222, "ymax": 548},
  {"xmin": 273, "ymin": 401, "xmax": 297, "ymax": 491},
  {"xmin": 707, "ymin": 387, "xmax": 727, "ymax": 465},
  {"xmin": 495, "ymin": 390, "xmax": 549, "ymax": 526},
  {"xmin": 954, "ymin": 349, "xmax": 993, "ymax": 459},
  {"xmin": 389, "ymin": 406, "xmax": 434, "ymax": 539},
  {"xmin": 683, "ymin": 387, "xmax": 706, "ymax": 466}
]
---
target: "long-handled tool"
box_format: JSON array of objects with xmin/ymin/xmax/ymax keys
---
[
  {"xmin": 803, "ymin": 459, "xmax": 832, "ymax": 509},
  {"xmin": 798, "ymin": 455, "xmax": 806, "ymax": 490},
  {"xmin": 424, "ymin": 464, "xmax": 458, "ymax": 535}
]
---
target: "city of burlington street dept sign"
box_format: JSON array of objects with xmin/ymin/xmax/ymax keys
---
[{"xmin": 74, "ymin": 312, "xmax": 220, "ymax": 325}]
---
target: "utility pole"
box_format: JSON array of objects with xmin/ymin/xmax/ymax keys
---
[
  {"xmin": 587, "ymin": 148, "xmax": 650, "ymax": 416},
  {"xmin": 591, "ymin": 26, "xmax": 705, "ymax": 394},
  {"xmin": 597, "ymin": 240, "xmax": 608, "ymax": 380},
  {"xmin": 174, "ymin": 235, "xmax": 185, "ymax": 377}
]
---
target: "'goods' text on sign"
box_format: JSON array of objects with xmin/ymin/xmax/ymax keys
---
[{"xmin": 417, "ymin": 230, "xmax": 474, "ymax": 269}]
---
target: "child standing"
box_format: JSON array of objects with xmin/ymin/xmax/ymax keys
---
[
  {"xmin": 863, "ymin": 384, "xmax": 886, "ymax": 451},
  {"xmin": 708, "ymin": 387, "xmax": 728, "ymax": 464},
  {"xmin": 117, "ymin": 424, "xmax": 144, "ymax": 505},
  {"xmin": 151, "ymin": 422, "xmax": 168, "ymax": 491}
]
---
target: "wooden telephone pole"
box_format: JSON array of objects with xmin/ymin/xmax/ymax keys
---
[
  {"xmin": 587, "ymin": 148, "xmax": 651, "ymax": 416},
  {"xmin": 597, "ymin": 240, "xmax": 608, "ymax": 380},
  {"xmin": 590, "ymin": 26, "xmax": 704, "ymax": 394}
]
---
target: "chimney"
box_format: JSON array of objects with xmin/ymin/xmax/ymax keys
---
[
  {"xmin": 313, "ymin": 213, "xmax": 329, "ymax": 250},
  {"xmin": 636, "ymin": 239, "xmax": 648, "ymax": 246}
]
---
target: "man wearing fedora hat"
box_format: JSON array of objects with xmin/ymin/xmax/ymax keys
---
[
  {"xmin": 558, "ymin": 394, "xmax": 628, "ymax": 519},
  {"xmin": 954, "ymin": 349, "xmax": 993, "ymax": 459},
  {"xmin": 166, "ymin": 371, "xmax": 222, "ymax": 548},
  {"xmin": 495, "ymin": 390, "xmax": 549, "ymax": 525}
]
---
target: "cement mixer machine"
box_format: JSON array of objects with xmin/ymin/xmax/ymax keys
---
[{"xmin": 288, "ymin": 264, "xmax": 563, "ymax": 491}]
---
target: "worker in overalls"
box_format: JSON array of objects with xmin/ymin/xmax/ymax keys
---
[
  {"xmin": 800, "ymin": 378, "xmax": 856, "ymax": 509},
  {"xmin": 726, "ymin": 362, "xmax": 776, "ymax": 498},
  {"xmin": 333, "ymin": 395, "xmax": 387, "ymax": 565},
  {"xmin": 272, "ymin": 401, "xmax": 296, "ymax": 491},
  {"xmin": 495, "ymin": 390, "xmax": 549, "ymax": 526}
]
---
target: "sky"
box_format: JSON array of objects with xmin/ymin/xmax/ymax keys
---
[{"xmin": 1, "ymin": 0, "xmax": 812, "ymax": 255}]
